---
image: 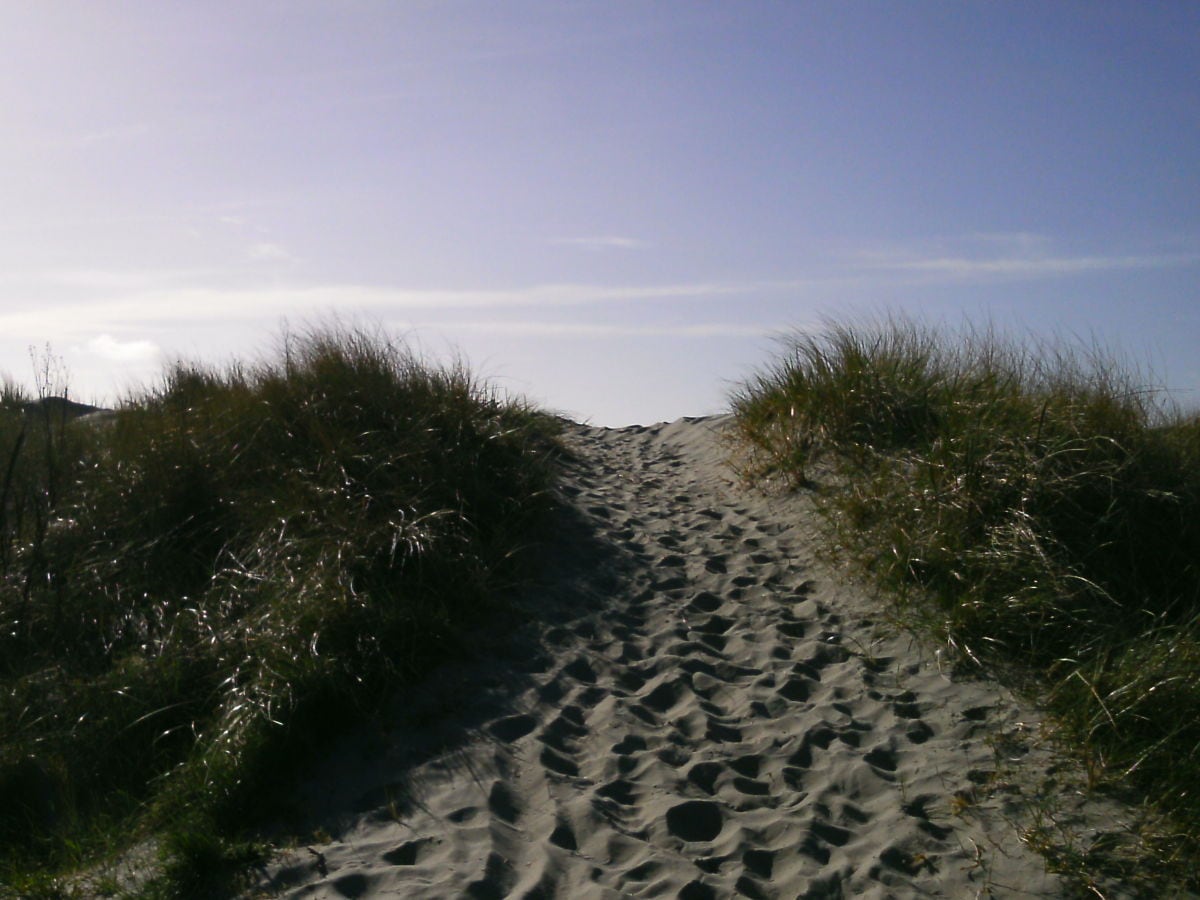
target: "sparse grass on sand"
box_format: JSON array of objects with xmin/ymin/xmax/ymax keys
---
[
  {"xmin": 0, "ymin": 326, "xmax": 561, "ymax": 898},
  {"xmin": 731, "ymin": 314, "xmax": 1200, "ymax": 893}
]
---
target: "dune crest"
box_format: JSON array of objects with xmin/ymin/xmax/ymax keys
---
[{"xmin": 252, "ymin": 416, "xmax": 1120, "ymax": 898}]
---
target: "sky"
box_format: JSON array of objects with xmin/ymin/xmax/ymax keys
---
[{"xmin": 1, "ymin": 2, "xmax": 1197, "ymax": 425}]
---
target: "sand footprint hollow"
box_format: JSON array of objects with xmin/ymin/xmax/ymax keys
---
[{"xmin": 250, "ymin": 416, "xmax": 1102, "ymax": 899}]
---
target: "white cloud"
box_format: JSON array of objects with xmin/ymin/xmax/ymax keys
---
[
  {"xmin": 852, "ymin": 233, "xmax": 1200, "ymax": 283},
  {"xmin": 248, "ymin": 241, "xmax": 297, "ymax": 262},
  {"xmin": 0, "ymin": 279, "xmax": 760, "ymax": 341},
  {"xmin": 86, "ymin": 334, "xmax": 162, "ymax": 362},
  {"xmin": 7, "ymin": 234, "xmax": 1193, "ymax": 349},
  {"xmin": 884, "ymin": 252, "xmax": 1200, "ymax": 279}
]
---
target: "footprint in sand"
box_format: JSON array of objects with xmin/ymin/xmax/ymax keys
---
[{"xmin": 666, "ymin": 799, "xmax": 725, "ymax": 843}]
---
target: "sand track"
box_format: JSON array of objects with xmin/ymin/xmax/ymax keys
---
[{"xmin": 251, "ymin": 417, "xmax": 1108, "ymax": 898}]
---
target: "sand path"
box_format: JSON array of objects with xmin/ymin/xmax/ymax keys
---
[{"xmin": 252, "ymin": 417, "xmax": 1101, "ymax": 898}]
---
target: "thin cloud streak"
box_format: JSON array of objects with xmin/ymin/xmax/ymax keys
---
[
  {"xmin": 851, "ymin": 233, "xmax": 1200, "ymax": 282},
  {"xmin": 885, "ymin": 252, "xmax": 1200, "ymax": 279},
  {"xmin": 247, "ymin": 242, "xmax": 298, "ymax": 262},
  {"xmin": 3, "ymin": 238, "xmax": 1194, "ymax": 343},
  {"xmin": 0, "ymin": 280, "xmax": 759, "ymax": 340},
  {"xmin": 85, "ymin": 334, "xmax": 161, "ymax": 363}
]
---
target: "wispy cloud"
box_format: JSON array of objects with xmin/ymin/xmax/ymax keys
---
[
  {"xmin": 550, "ymin": 235, "xmax": 649, "ymax": 251},
  {"xmin": 7, "ymin": 233, "xmax": 1194, "ymax": 347},
  {"xmin": 883, "ymin": 252, "xmax": 1200, "ymax": 279},
  {"xmin": 248, "ymin": 241, "xmax": 298, "ymax": 262},
  {"xmin": 853, "ymin": 233, "xmax": 1200, "ymax": 283},
  {"xmin": 85, "ymin": 334, "xmax": 161, "ymax": 363},
  {"xmin": 0, "ymin": 278, "xmax": 760, "ymax": 340}
]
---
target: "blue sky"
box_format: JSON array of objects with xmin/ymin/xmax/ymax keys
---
[{"xmin": 1, "ymin": 2, "xmax": 1196, "ymax": 424}]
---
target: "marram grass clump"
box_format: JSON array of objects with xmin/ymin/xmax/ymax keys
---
[
  {"xmin": 0, "ymin": 326, "xmax": 560, "ymax": 897},
  {"xmin": 732, "ymin": 315, "xmax": 1200, "ymax": 889}
]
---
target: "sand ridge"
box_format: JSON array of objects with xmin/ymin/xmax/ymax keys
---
[{"xmin": 250, "ymin": 416, "xmax": 1109, "ymax": 898}]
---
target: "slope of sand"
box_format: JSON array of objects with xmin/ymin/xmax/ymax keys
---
[{"xmin": 249, "ymin": 417, "xmax": 1131, "ymax": 899}]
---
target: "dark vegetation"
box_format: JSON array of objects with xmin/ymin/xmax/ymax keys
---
[
  {"xmin": 0, "ymin": 327, "xmax": 560, "ymax": 897},
  {"xmin": 731, "ymin": 315, "xmax": 1200, "ymax": 892}
]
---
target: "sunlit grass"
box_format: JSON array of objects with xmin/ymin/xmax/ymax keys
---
[
  {"xmin": 732, "ymin": 314, "xmax": 1200, "ymax": 891},
  {"xmin": 0, "ymin": 324, "xmax": 561, "ymax": 897}
]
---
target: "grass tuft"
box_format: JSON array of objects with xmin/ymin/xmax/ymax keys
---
[
  {"xmin": 0, "ymin": 324, "xmax": 561, "ymax": 896},
  {"xmin": 732, "ymin": 313, "xmax": 1200, "ymax": 890}
]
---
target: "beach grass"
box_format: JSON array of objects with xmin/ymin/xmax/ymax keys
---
[
  {"xmin": 0, "ymin": 325, "xmax": 561, "ymax": 897},
  {"xmin": 731, "ymin": 314, "xmax": 1200, "ymax": 890}
]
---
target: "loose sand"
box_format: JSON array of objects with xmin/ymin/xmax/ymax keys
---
[{"xmin": 248, "ymin": 417, "xmax": 1131, "ymax": 898}]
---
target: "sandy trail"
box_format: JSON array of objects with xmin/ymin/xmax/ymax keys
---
[{"xmin": 250, "ymin": 417, "xmax": 1103, "ymax": 898}]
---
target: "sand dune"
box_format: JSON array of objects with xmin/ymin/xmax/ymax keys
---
[{"xmin": 249, "ymin": 417, "xmax": 1126, "ymax": 898}]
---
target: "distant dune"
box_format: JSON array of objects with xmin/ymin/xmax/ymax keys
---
[{"xmin": 19, "ymin": 396, "xmax": 106, "ymax": 420}]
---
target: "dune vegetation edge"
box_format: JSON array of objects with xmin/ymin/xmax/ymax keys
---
[
  {"xmin": 0, "ymin": 324, "xmax": 562, "ymax": 898},
  {"xmin": 730, "ymin": 313, "xmax": 1200, "ymax": 890}
]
